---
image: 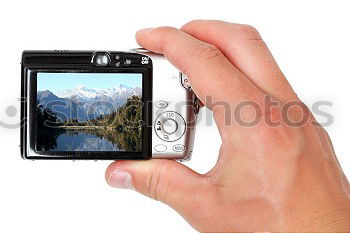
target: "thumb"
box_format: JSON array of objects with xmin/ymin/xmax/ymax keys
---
[{"xmin": 105, "ymin": 160, "xmax": 208, "ymax": 212}]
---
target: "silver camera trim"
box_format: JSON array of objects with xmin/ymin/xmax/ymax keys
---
[{"xmin": 131, "ymin": 49, "xmax": 198, "ymax": 160}]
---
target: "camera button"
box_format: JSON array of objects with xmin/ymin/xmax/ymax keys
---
[
  {"xmin": 125, "ymin": 59, "xmax": 132, "ymax": 65},
  {"xmin": 173, "ymin": 144, "xmax": 186, "ymax": 152},
  {"xmin": 163, "ymin": 119, "xmax": 178, "ymax": 135},
  {"xmin": 155, "ymin": 100, "xmax": 168, "ymax": 108},
  {"xmin": 154, "ymin": 144, "xmax": 167, "ymax": 152}
]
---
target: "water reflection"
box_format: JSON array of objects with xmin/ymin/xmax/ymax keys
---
[
  {"xmin": 53, "ymin": 130, "xmax": 118, "ymax": 151},
  {"xmin": 38, "ymin": 129, "xmax": 120, "ymax": 151}
]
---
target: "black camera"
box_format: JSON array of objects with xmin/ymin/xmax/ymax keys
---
[{"xmin": 21, "ymin": 50, "xmax": 199, "ymax": 160}]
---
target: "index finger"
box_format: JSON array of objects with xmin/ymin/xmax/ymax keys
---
[
  {"xmin": 136, "ymin": 27, "xmax": 265, "ymax": 108},
  {"xmin": 181, "ymin": 20, "xmax": 298, "ymax": 102}
]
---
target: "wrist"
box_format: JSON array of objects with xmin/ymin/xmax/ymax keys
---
[{"xmin": 290, "ymin": 198, "xmax": 350, "ymax": 231}]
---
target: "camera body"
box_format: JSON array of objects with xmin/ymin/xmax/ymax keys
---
[{"xmin": 21, "ymin": 50, "xmax": 199, "ymax": 160}]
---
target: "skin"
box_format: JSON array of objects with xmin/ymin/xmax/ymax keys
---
[{"xmin": 105, "ymin": 20, "xmax": 350, "ymax": 232}]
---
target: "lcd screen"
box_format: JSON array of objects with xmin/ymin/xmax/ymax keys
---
[{"xmin": 36, "ymin": 72, "xmax": 143, "ymax": 152}]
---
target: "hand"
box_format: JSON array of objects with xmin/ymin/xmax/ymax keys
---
[{"xmin": 105, "ymin": 20, "xmax": 350, "ymax": 232}]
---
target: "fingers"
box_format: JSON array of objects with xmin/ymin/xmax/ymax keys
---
[
  {"xmin": 181, "ymin": 20, "xmax": 298, "ymax": 102},
  {"xmin": 105, "ymin": 160, "xmax": 210, "ymax": 214},
  {"xmin": 136, "ymin": 27, "xmax": 264, "ymax": 107}
]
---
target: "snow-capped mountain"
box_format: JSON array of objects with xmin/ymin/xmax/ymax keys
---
[
  {"xmin": 37, "ymin": 84, "xmax": 141, "ymax": 121},
  {"xmin": 55, "ymin": 84, "xmax": 141, "ymax": 101}
]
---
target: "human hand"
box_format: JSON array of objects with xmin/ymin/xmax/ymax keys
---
[{"xmin": 105, "ymin": 20, "xmax": 350, "ymax": 232}]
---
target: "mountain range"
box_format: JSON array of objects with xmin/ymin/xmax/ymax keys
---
[{"xmin": 37, "ymin": 85, "xmax": 141, "ymax": 121}]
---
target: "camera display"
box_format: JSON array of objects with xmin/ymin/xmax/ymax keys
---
[{"xmin": 36, "ymin": 72, "xmax": 143, "ymax": 152}]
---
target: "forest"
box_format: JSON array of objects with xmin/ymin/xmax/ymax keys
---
[{"xmin": 36, "ymin": 95, "xmax": 143, "ymax": 152}]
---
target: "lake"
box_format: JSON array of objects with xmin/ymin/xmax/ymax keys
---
[{"xmin": 41, "ymin": 130, "xmax": 119, "ymax": 151}]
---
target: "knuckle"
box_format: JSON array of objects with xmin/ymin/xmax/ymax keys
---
[
  {"xmin": 190, "ymin": 43, "xmax": 223, "ymax": 63},
  {"xmin": 147, "ymin": 163, "xmax": 169, "ymax": 201},
  {"xmin": 147, "ymin": 170, "xmax": 162, "ymax": 201},
  {"xmin": 283, "ymin": 100, "xmax": 312, "ymax": 127},
  {"xmin": 181, "ymin": 19, "xmax": 204, "ymax": 29},
  {"xmin": 235, "ymin": 24, "xmax": 262, "ymax": 41},
  {"xmin": 261, "ymin": 124, "xmax": 304, "ymax": 157}
]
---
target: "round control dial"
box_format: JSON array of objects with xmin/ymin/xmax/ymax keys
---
[{"xmin": 154, "ymin": 111, "xmax": 186, "ymax": 142}]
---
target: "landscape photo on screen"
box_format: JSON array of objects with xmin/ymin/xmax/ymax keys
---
[{"xmin": 36, "ymin": 72, "xmax": 143, "ymax": 152}]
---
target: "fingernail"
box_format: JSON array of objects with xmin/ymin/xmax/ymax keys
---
[
  {"xmin": 137, "ymin": 28, "xmax": 154, "ymax": 34},
  {"xmin": 107, "ymin": 170, "xmax": 134, "ymax": 190}
]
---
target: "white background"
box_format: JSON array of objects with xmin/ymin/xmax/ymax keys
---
[{"xmin": 0, "ymin": 0, "xmax": 349, "ymax": 232}]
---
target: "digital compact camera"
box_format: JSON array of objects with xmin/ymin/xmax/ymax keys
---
[{"xmin": 21, "ymin": 50, "xmax": 199, "ymax": 160}]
